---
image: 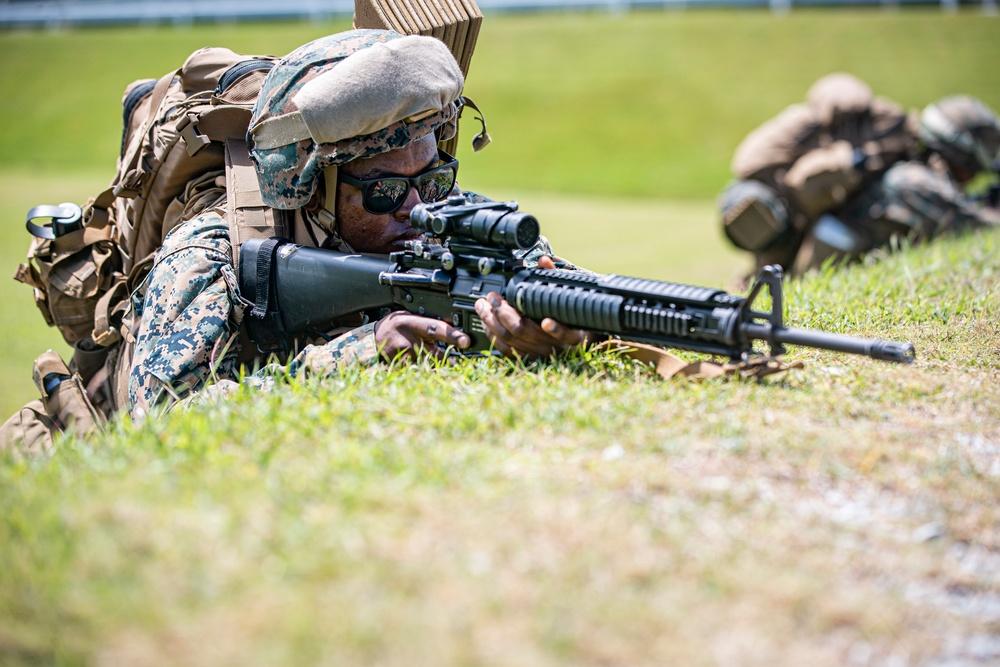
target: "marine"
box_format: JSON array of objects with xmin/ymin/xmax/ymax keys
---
[
  {"xmin": 719, "ymin": 73, "xmax": 1000, "ymax": 277},
  {"xmin": 0, "ymin": 29, "xmax": 589, "ymax": 452}
]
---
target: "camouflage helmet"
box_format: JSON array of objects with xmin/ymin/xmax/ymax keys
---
[
  {"xmin": 248, "ymin": 29, "xmax": 463, "ymax": 210},
  {"xmin": 918, "ymin": 95, "xmax": 1000, "ymax": 174},
  {"xmin": 718, "ymin": 179, "xmax": 790, "ymax": 252}
]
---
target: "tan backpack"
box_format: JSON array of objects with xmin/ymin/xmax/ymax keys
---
[
  {"xmin": 5, "ymin": 46, "xmax": 287, "ymax": 450},
  {"xmin": 16, "ymin": 46, "xmax": 286, "ymax": 348}
]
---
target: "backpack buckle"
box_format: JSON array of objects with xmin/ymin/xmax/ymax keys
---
[
  {"xmin": 113, "ymin": 170, "xmax": 144, "ymax": 199},
  {"xmin": 179, "ymin": 114, "xmax": 212, "ymax": 157}
]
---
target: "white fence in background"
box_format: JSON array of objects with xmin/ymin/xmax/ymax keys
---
[{"xmin": 0, "ymin": 0, "xmax": 996, "ymax": 28}]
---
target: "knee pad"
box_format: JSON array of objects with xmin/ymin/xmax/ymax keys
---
[{"xmin": 719, "ymin": 180, "xmax": 790, "ymax": 252}]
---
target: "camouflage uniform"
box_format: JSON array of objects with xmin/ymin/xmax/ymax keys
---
[
  {"xmin": 720, "ymin": 74, "xmax": 1000, "ymax": 276},
  {"xmin": 125, "ymin": 205, "xmax": 376, "ymax": 416},
  {"xmin": 794, "ymin": 154, "xmax": 1000, "ymax": 272}
]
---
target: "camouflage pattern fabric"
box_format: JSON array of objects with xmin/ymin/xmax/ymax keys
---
[
  {"xmin": 128, "ymin": 205, "xmax": 380, "ymax": 418},
  {"xmin": 249, "ymin": 29, "xmax": 460, "ymax": 210}
]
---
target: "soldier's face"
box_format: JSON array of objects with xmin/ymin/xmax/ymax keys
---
[{"xmin": 335, "ymin": 134, "xmax": 440, "ymax": 254}]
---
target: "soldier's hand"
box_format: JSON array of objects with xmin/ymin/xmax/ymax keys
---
[
  {"xmin": 473, "ymin": 256, "xmax": 590, "ymax": 359},
  {"xmin": 374, "ymin": 311, "xmax": 471, "ymax": 362}
]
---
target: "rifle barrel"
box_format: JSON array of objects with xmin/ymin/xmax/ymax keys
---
[{"xmin": 743, "ymin": 322, "xmax": 916, "ymax": 363}]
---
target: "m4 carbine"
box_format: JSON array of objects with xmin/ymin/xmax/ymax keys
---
[{"xmin": 239, "ymin": 196, "xmax": 915, "ymax": 364}]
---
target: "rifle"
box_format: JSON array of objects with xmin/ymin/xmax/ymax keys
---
[{"xmin": 239, "ymin": 196, "xmax": 915, "ymax": 364}]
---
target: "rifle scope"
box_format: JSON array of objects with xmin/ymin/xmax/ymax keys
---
[{"xmin": 410, "ymin": 197, "xmax": 539, "ymax": 250}]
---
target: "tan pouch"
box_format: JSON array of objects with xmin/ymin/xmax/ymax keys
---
[
  {"xmin": 15, "ymin": 200, "xmax": 124, "ymax": 346},
  {"xmin": 0, "ymin": 400, "xmax": 57, "ymax": 458},
  {"xmin": 31, "ymin": 350, "xmax": 106, "ymax": 437},
  {"xmin": 0, "ymin": 350, "xmax": 108, "ymax": 457}
]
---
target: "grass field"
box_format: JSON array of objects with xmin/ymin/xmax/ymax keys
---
[
  {"xmin": 1, "ymin": 7, "xmax": 999, "ymax": 666},
  {"xmin": 2, "ymin": 227, "xmax": 999, "ymax": 666}
]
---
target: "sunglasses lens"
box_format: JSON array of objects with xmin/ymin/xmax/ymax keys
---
[
  {"xmin": 416, "ymin": 166, "xmax": 457, "ymax": 203},
  {"xmin": 350, "ymin": 154, "xmax": 458, "ymax": 214},
  {"xmin": 365, "ymin": 179, "xmax": 409, "ymax": 213}
]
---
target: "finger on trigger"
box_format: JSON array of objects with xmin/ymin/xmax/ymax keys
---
[
  {"xmin": 438, "ymin": 320, "xmax": 472, "ymax": 349},
  {"xmin": 451, "ymin": 328, "xmax": 471, "ymax": 349}
]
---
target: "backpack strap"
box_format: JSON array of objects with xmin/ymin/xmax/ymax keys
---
[
  {"xmin": 86, "ymin": 187, "xmax": 117, "ymax": 233},
  {"xmin": 224, "ymin": 138, "xmax": 290, "ymax": 275},
  {"xmin": 113, "ymin": 69, "xmax": 179, "ymax": 198},
  {"xmin": 91, "ymin": 279, "xmax": 129, "ymax": 347},
  {"xmin": 594, "ymin": 340, "xmax": 804, "ymax": 380}
]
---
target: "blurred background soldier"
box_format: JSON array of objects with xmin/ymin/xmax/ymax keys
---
[{"xmin": 719, "ymin": 73, "xmax": 1000, "ymax": 277}]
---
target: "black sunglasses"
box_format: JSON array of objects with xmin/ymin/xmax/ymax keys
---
[{"xmin": 338, "ymin": 150, "xmax": 460, "ymax": 215}]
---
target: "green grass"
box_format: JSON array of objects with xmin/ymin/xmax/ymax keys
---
[
  {"xmin": 2, "ymin": 227, "xmax": 999, "ymax": 666},
  {"xmin": 1, "ymin": 9, "xmax": 999, "ymax": 664},
  {"xmin": 0, "ymin": 9, "xmax": 998, "ymax": 195}
]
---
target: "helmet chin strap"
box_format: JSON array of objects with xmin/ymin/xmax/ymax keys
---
[
  {"xmin": 318, "ymin": 166, "xmax": 338, "ymax": 233},
  {"xmin": 315, "ymin": 166, "xmax": 358, "ymax": 254}
]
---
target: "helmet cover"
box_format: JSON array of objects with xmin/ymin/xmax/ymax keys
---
[
  {"xmin": 806, "ymin": 73, "xmax": 874, "ymax": 126},
  {"xmin": 248, "ymin": 29, "xmax": 464, "ymax": 209}
]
